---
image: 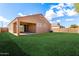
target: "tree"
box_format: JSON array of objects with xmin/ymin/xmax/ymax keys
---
[
  {"xmin": 57, "ymin": 22, "xmax": 65, "ymax": 28},
  {"xmin": 75, "ymin": 3, "xmax": 79, "ymax": 13},
  {"xmin": 57, "ymin": 22, "xmax": 61, "ymax": 26},
  {"xmin": 60, "ymin": 26, "xmax": 65, "ymax": 28},
  {"xmin": 70, "ymin": 24, "xmax": 78, "ymax": 28}
]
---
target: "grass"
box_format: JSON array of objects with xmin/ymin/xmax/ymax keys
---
[{"xmin": 0, "ymin": 32, "xmax": 79, "ymax": 56}]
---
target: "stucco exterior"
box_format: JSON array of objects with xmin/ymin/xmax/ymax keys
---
[{"xmin": 8, "ymin": 14, "xmax": 51, "ymax": 36}]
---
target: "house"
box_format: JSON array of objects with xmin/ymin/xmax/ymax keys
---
[{"xmin": 8, "ymin": 14, "xmax": 51, "ymax": 36}]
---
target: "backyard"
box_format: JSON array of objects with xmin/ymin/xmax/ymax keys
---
[{"xmin": 0, "ymin": 32, "xmax": 79, "ymax": 56}]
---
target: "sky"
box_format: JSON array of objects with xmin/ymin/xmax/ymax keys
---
[{"xmin": 0, "ymin": 3, "xmax": 79, "ymax": 27}]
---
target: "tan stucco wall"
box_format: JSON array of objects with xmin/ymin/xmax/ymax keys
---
[
  {"xmin": 36, "ymin": 22, "xmax": 50, "ymax": 33},
  {"xmin": 28, "ymin": 24, "xmax": 36, "ymax": 33},
  {"xmin": 8, "ymin": 18, "xmax": 18, "ymax": 34}
]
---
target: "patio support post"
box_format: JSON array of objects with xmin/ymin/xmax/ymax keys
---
[{"xmin": 17, "ymin": 18, "xmax": 20, "ymax": 36}]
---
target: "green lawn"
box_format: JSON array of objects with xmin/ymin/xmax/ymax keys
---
[{"xmin": 0, "ymin": 32, "xmax": 79, "ymax": 56}]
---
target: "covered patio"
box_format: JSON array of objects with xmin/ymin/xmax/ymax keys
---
[{"xmin": 13, "ymin": 21, "xmax": 36, "ymax": 36}]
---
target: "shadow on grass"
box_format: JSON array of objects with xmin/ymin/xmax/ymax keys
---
[{"xmin": 0, "ymin": 40, "xmax": 30, "ymax": 56}]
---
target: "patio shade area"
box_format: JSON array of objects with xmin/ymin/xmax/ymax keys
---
[
  {"xmin": 13, "ymin": 22, "xmax": 36, "ymax": 33},
  {"xmin": 12, "ymin": 21, "xmax": 36, "ymax": 36}
]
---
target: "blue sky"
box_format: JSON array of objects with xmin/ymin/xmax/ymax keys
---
[{"xmin": 0, "ymin": 3, "xmax": 79, "ymax": 27}]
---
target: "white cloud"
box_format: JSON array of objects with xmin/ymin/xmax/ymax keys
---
[
  {"xmin": 0, "ymin": 16, "xmax": 10, "ymax": 27},
  {"xmin": 18, "ymin": 13, "xmax": 25, "ymax": 16},
  {"xmin": 50, "ymin": 3, "xmax": 64, "ymax": 10},
  {"xmin": 65, "ymin": 19, "xmax": 74, "ymax": 22},
  {"xmin": 65, "ymin": 3, "xmax": 74, "ymax": 7},
  {"xmin": 45, "ymin": 3, "xmax": 65, "ymax": 23},
  {"xmin": 0, "ymin": 16, "xmax": 9, "ymax": 22},
  {"xmin": 45, "ymin": 9, "xmax": 55, "ymax": 21},
  {"xmin": 56, "ymin": 20, "xmax": 61, "ymax": 23},
  {"xmin": 65, "ymin": 9, "xmax": 78, "ymax": 16},
  {"xmin": 58, "ymin": 3, "xmax": 64, "ymax": 8},
  {"xmin": 45, "ymin": 3, "xmax": 77, "ymax": 23},
  {"xmin": 56, "ymin": 10, "xmax": 64, "ymax": 17},
  {"xmin": 50, "ymin": 5, "xmax": 58, "ymax": 10}
]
